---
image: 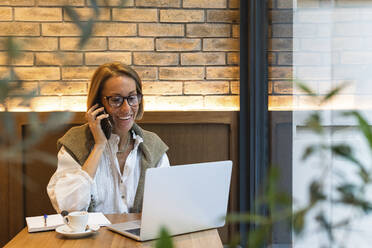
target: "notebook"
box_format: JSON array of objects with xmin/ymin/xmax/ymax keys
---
[
  {"xmin": 26, "ymin": 212, "xmax": 111, "ymax": 232},
  {"xmin": 107, "ymin": 160, "xmax": 232, "ymax": 241}
]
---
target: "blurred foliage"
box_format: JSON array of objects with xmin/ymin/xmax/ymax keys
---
[
  {"xmin": 227, "ymin": 167, "xmax": 292, "ymax": 247},
  {"xmin": 155, "ymin": 227, "xmax": 174, "ymax": 248},
  {"xmin": 6, "ymin": 1, "xmax": 372, "ymax": 247},
  {"xmin": 226, "ymin": 82, "xmax": 372, "ymax": 248},
  {"xmin": 0, "ymin": 0, "xmax": 127, "ymax": 187}
]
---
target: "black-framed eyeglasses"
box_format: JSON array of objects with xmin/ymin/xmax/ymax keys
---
[{"xmin": 104, "ymin": 94, "xmax": 142, "ymax": 108}]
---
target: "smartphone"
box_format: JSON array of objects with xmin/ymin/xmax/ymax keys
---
[{"xmin": 98, "ymin": 104, "xmax": 112, "ymax": 140}]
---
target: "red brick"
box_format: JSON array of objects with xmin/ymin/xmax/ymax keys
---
[
  {"xmin": 7, "ymin": 82, "xmax": 38, "ymax": 96},
  {"xmin": 15, "ymin": 8, "xmax": 62, "ymax": 21},
  {"xmin": 268, "ymin": 67, "xmax": 292, "ymax": 79},
  {"xmin": 36, "ymin": 52, "xmax": 83, "ymax": 66},
  {"xmin": 62, "ymin": 67, "xmax": 96, "ymax": 80},
  {"xmin": 268, "ymin": 52, "xmax": 277, "ymax": 65},
  {"xmin": 93, "ymin": 23, "xmax": 137, "ymax": 36},
  {"xmin": 156, "ymin": 38, "xmax": 200, "ymax": 51},
  {"xmin": 273, "ymin": 81, "xmax": 293, "ymax": 94},
  {"xmin": 142, "ymin": 81, "xmax": 183, "ymax": 95},
  {"xmin": 14, "ymin": 67, "xmax": 60, "ymax": 80},
  {"xmin": 64, "ymin": 8, "xmax": 110, "ymax": 21},
  {"xmin": 181, "ymin": 52, "xmax": 225, "ymax": 65},
  {"xmin": 113, "ymin": 8, "xmax": 157, "ymax": 22},
  {"xmin": 0, "ymin": 23, "xmax": 39, "ymax": 36},
  {"xmin": 37, "ymin": 0, "xmax": 84, "ymax": 6},
  {"xmin": 207, "ymin": 10, "xmax": 239, "ymax": 23},
  {"xmin": 133, "ymin": 52, "xmax": 178, "ymax": 66},
  {"xmin": 136, "ymin": 0, "xmax": 180, "ymax": 7},
  {"xmin": 60, "ymin": 38, "xmax": 107, "ymax": 51},
  {"xmin": 109, "ymin": 38, "xmax": 154, "ymax": 51},
  {"xmin": 90, "ymin": 0, "xmax": 134, "ymax": 6},
  {"xmin": 227, "ymin": 52, "xmax": 239, "ymax": 65},
  {"xmin": 139, "ymin": 24, "xmax": 184, "ymax": 37},
  {"xmin": 230, "ymin": 81, "xmax": 239, "ymax": 94},
  {"xmin": 132, "ymin": 66, "xmax": 157, "ymax": 80},
  {"xmin": 0, "ymin": 0, "xmax": 35, "ymax": 6},
  {"xmin": 187, "ymin": 24, "xmax": 230, "ymax": 37},
  {"xmin": 16, "ymin": 37, "xmax": 58, "ymax": 51},
  {"xmin": 159, "ymin": 67, "xmax": 204, "ymax": 80},
  {"xmin": 232, "ymin": 25, "xmax": 239, "ymax": 38},
  {"xmin": 184, "ymin": 81, "xmax": 229, "ymax": 94},
  {"xmin": 183, "ymin": 0, "xmax": 226, "ymax": 8},
  {"xmin": 0, "ymin": 52, "xmax": 34, "ymax": 66},
  {"xmin": 0, "ymin": 7, "xmax": 12, "ymax": 21},
  {"xmin": 40, "ymin": 81, "xmax": 87, "ymax": 95},
  {"xmin": 42, "ymin": 23, "xmax": 80, "ymax": 36},
  {"xmin": 85, "ymin": 52, "xmax": 131, "ymax": 65},
  {"xmin": 206, "ymin": 66, "xmax": 239, "ymax": 79},
  {"xmin": 203, "ymin": 38, "xmax": 239, "ymax": 51},
  {"xmin": 229, "ymin": 0, "xmax": 239, "ymax": 8},
  {"xmin": 160, "ymin": 9, "xmax": 204, "ymax": 23}
]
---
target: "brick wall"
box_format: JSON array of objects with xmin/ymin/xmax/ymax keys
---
[
  {"xmin": 268, "ymin": 0, "xmax": 294, "ymax": 111},
  {"xmin": 0, "ymin": 0, "xmax": 240, "ymax": 111}
]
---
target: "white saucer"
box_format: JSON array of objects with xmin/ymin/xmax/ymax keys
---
[{"xmin": 56, "ymin": 225, "xmax": 98, "ymax": 238}]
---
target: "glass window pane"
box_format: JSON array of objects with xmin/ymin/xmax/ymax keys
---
[{"xmin": 269, "ymin": 0, "xmax": 372, "ymax": 247}]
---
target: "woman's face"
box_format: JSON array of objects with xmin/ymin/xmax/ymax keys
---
[{"xmin": 100, "ymin": 75, "xmax": 139, "ymax": 135}]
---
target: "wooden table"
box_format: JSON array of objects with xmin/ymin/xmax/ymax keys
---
[{"xmin": 4, "ymin": 214, "xmax": 223, "ymax": 248}]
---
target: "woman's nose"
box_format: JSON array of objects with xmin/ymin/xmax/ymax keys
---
[{"xmin": 120, "ymin": 99, "xmax": 131, "ymax": 112}]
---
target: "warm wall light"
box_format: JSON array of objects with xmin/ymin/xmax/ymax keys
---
[
  {"xmin": 269, "ymin": 95, "xmax": 372, "ymax": 111},
  {"xmin": 4, "ymin": 95, "xmax": 240, "ymax": 112}
]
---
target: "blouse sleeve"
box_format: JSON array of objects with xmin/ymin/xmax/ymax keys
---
[
  {"xmin": 156, "ymin": 153, "xmax": 170, "ymax": 168},
  {"xmin": 47, "ymin": 146, "xmax": 94, "ymax": 213}
]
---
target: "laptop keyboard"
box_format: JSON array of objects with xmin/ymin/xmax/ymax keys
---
[{"xmin": 126, "ymin": 228, "xmax": 141, "ymax": 236}]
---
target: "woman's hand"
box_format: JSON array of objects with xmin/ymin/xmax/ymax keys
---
[{"xmin": 86, "ymin": 104, "xmax": 109, "ymax": 147}]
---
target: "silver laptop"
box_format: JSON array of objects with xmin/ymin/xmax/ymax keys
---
[{"xmin": 107, "ymin": 160, "xmax": 232, "ymax": 241}]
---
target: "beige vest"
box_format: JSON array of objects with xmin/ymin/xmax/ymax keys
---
[{"xmin": 57, "ymin": 123, "xmax": 168, "ymax": 213}]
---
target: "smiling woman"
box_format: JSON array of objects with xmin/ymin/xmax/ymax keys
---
[{"xmin": 46, "ymin": 62, "xmax": 170, "ymax": 215}]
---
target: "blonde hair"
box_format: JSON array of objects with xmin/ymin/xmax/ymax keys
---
[{"xmin": 87, "ymin": 62, "xmax": 144, "ymax": 120}]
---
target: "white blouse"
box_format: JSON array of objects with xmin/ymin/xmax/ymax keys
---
[{"xmin": 47, "ymin": 131, "xmax": 170, "ymax": 214}]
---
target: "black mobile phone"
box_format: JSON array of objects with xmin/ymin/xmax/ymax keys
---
[{"xmin": 98, "ymin": 104, "xmax": 112, "ymax": 140}]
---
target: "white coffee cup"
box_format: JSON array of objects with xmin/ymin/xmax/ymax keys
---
[{"xmin": 63, "ymin": 211, "xmax": 88, "ymax": 232}]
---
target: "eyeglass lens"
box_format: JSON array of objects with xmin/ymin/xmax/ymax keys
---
[{"xmin": 107, "ymin": 95, "xmax": 141, "ymax": 108}]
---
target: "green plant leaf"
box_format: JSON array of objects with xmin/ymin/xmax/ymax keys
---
[
  {"xmin": 344, "ymin": 111, "xmax": 372, "ymax": 153},
  {"xmin": 64, "ymin": 6, "xmax": 95, "ymax": 49},
  {"xmin": 315, "ymin": 213, "xmax": 333, "ymax": 242},
  {"xmin": 155, "ymin": 227, "xmax": 174, "ymax": 248},
  {"xmin": 320, "ymin": 82, "xmax": 348, "ymax": 104},
  {"xmin": 6, "ymin": 37, "xmax": 21, "ymax": 62},
  {"xmin": 310, "ymin": 181, "xmax": 325, "ymax": 204},
  {"xmin": 302, "ymin": 145, "xmax": 316, "ymax": 160},
  {"xmin": 64, "ymin": 6, "xmax": 82, "ymax": 28},
  {"xmin": 248, "ymin": 226, "xmax": 270, "ymax": 248},
  {"xmin": 331, "ymin": 144, "xmax": 364, "ymax": 168},
  {"xmin": 293, "ymin": 208, "xmax": 307, "ymax": 235},
  {"xmin": 78, "ymin": 18, "xmax": 94, "ymax": 49},
  {"xmin": 89, "ymin": 0, "xmax": 100, "ymax": 16},
  {"xmin": 336, "ymin": 187, "xmax": 372, "ymax": 213},
  {"xmin": 305, "ymin": 113, "xmax": 323, "ymax": 134},
  {"xmin": 226, "ymin": 213, "xmax": 270, "ymax": 225},
  {"xmin": 120, "ymin": 0, "xmax": 128, "ymax": 7},
  {"xmin": 296, "ymin": 81, "xmax": 316, "ymax": 96}
]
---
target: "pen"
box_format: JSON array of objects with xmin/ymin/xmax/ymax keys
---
[{"xmin": 43, "ymin": 214, "xmax": 47, "ymax": 227}]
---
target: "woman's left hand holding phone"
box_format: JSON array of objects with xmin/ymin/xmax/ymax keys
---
[
  {"xmin": 86, "ymin": 104, "xmax": 110, "ymax": 147},
  {"xmin": 82, "ymin": 104, "xmax": 110, "ymax": 178}
]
